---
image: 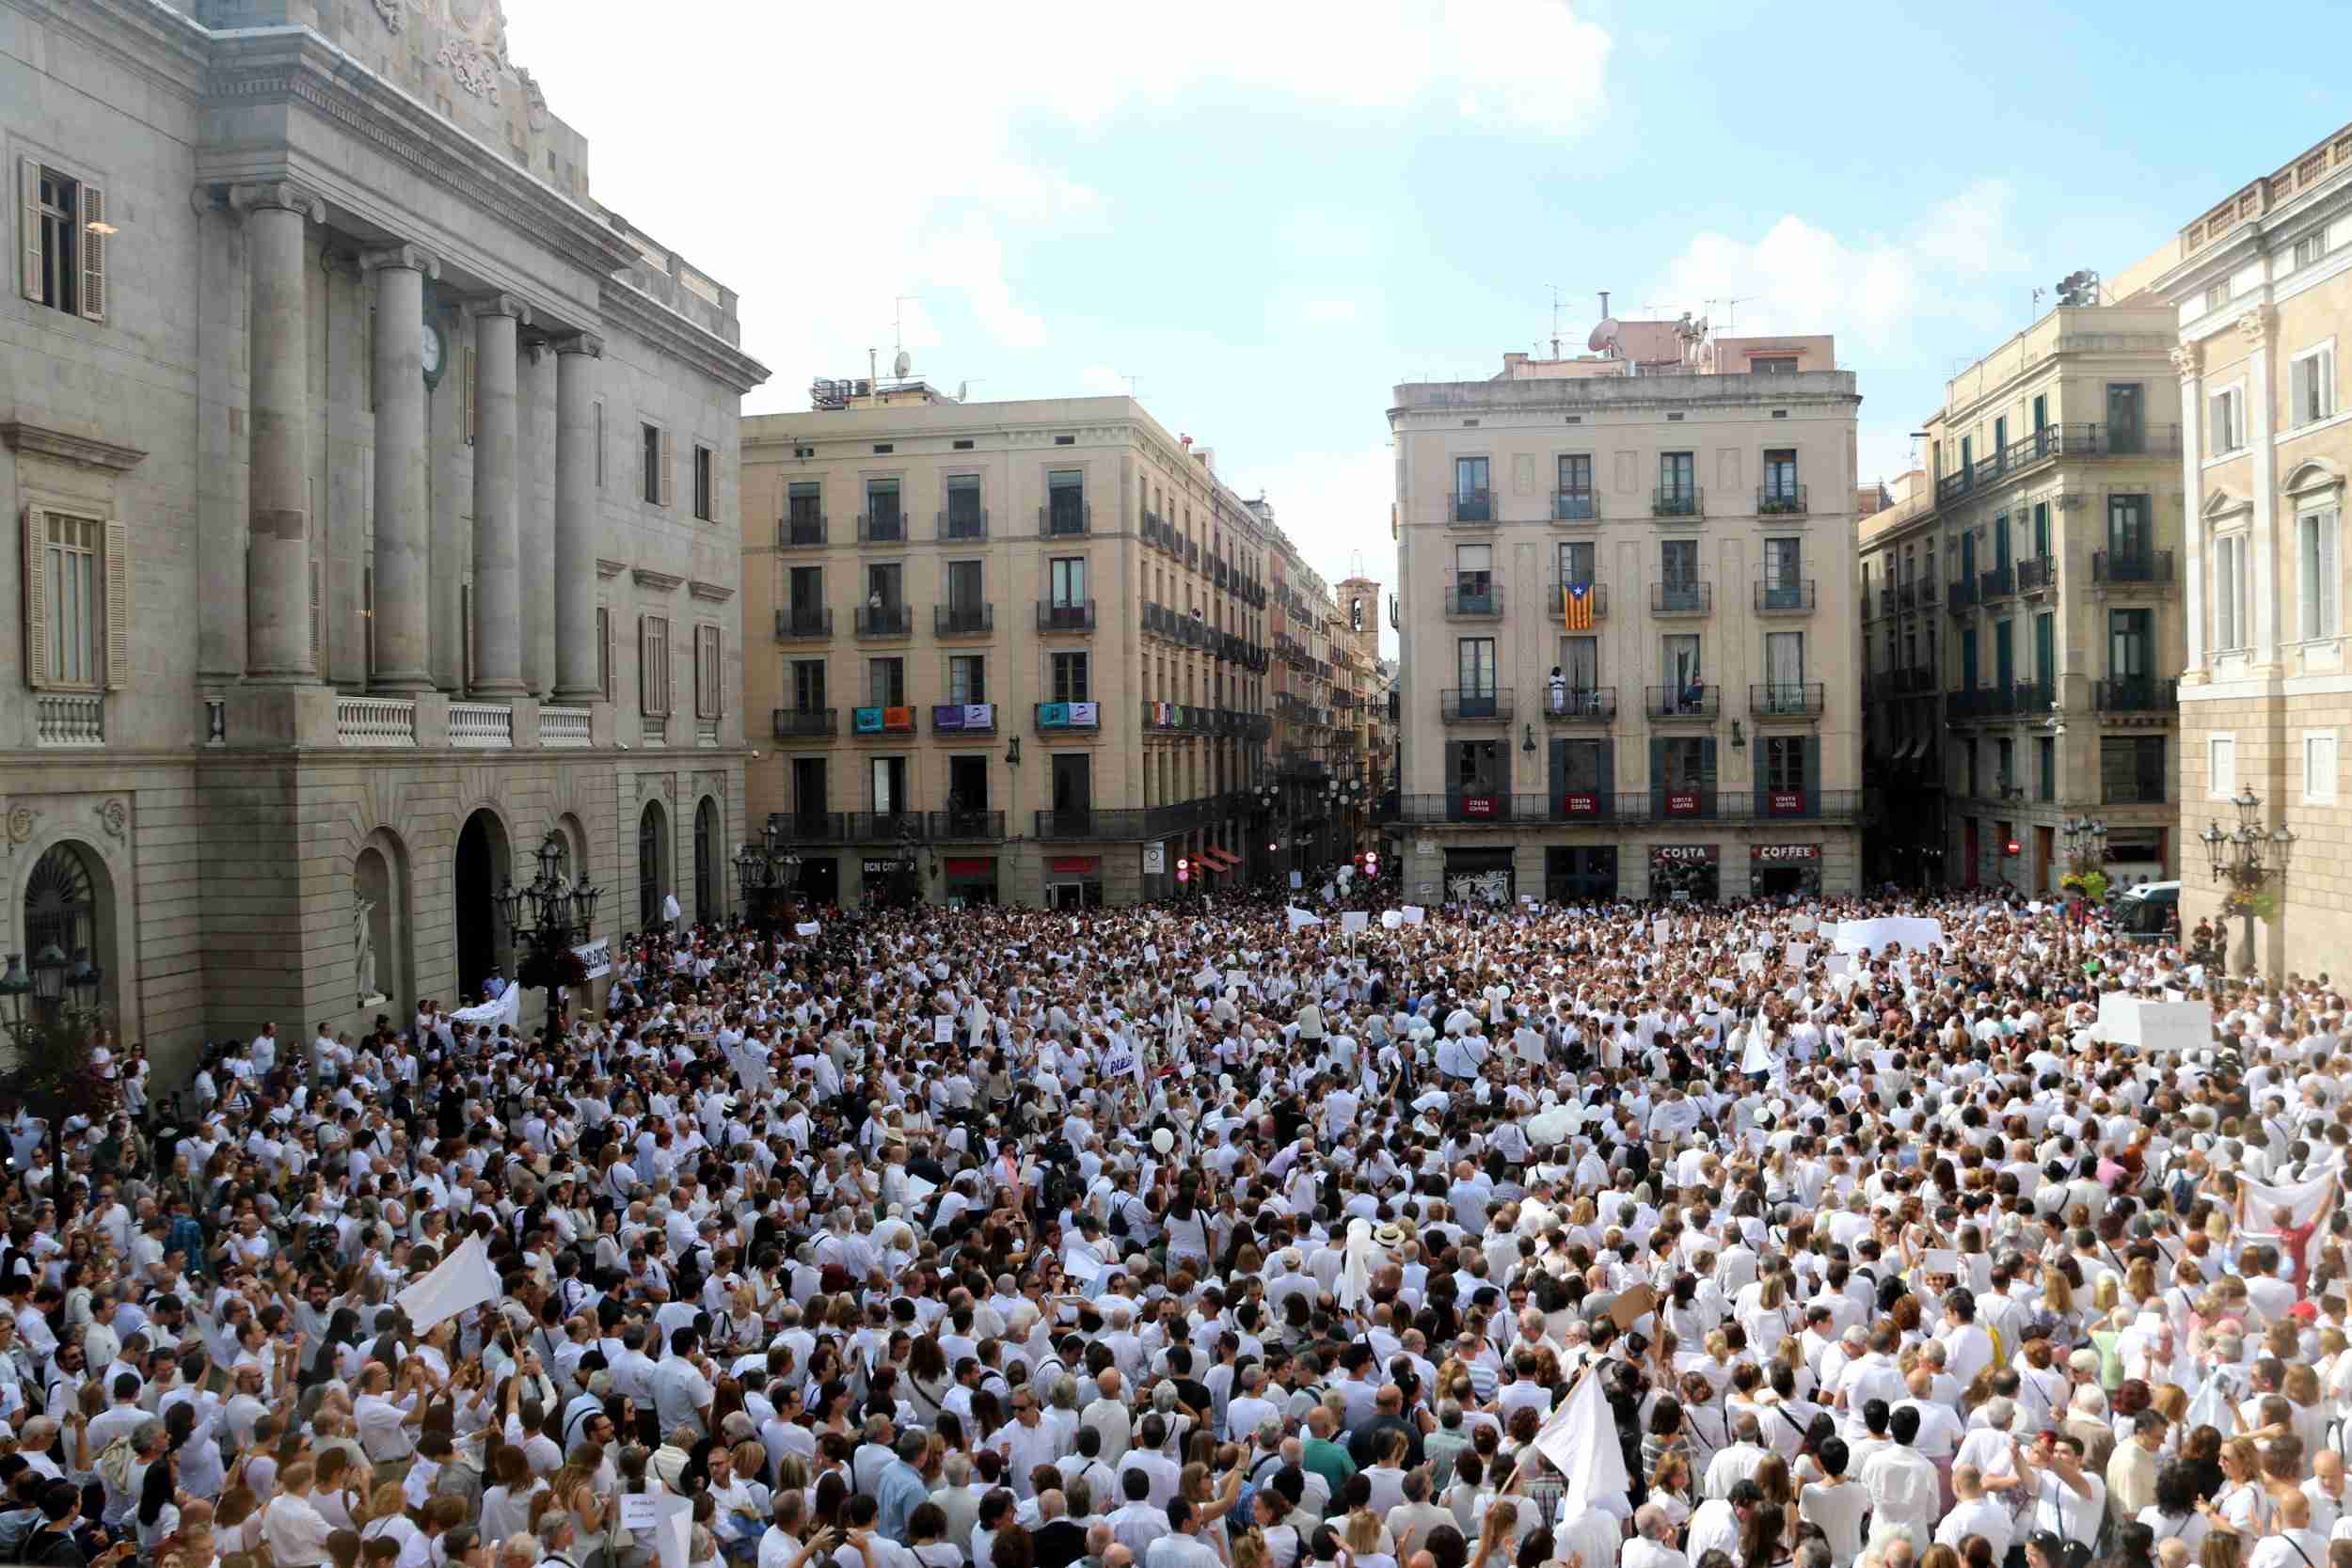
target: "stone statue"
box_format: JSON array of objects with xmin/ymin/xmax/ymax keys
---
[{"xmin": 354, "ymin": 897, "xmax": 380, "ymax": 1003}]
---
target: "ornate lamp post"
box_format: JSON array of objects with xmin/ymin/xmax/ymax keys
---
[
  {"xmin": 1324, "ymin": 773, "xmax": 1365, "ymax": 860},
  {"xmin": 492, "ymin": 831, "xmax": 603, "ymax": 1032},
  {"xmin": 2200, "ymin": 788, "xmax": 2295, "ymax": 975},
  {"xmin": 0, "ymin": 943, "xmax": 107, "ymax": 1218},
  {"xmin": 734, "ymin": 820, "xmax": 803, "ymax": 932}
]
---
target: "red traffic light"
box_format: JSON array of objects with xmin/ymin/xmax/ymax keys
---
[{"xmin": 2004, "ymin": 839, "xmax": 2022, "ymax": 857}]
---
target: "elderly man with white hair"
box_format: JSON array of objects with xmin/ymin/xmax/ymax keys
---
[{"xmin": 1625, "ymin": 1503, "xmax": 1689, "ymax": 1568}]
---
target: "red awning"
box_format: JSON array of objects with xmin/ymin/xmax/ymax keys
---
[{"xmin": 1048, "ymin": 856, "xmax": 1100, "ymax": 876}]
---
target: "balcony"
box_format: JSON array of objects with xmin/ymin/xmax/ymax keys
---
[
  {"xmin": 853, "ymin": 604, "xmax": 912, "ymax": 638},
  {"xmin": 1553, "ymin": 488, "xmax": 1598, "ymax": 522},
  {"xmin": 856, "ymin": 510, "xmax": 907, "ymax": 546},
  {"xmin": 930, "ymin": 703, "xmax": 997, "ymax": 736},
  {"xmin": 937, "ymin": 508, "xmax": 989, "ymax": 542},
  {"xmin": 934, "ymin": 604, "xmax": 994, "ymax": 638},
  {"xmin": 776, "ymin": 515, "xmax": 828, "ymax": 548},
  {"xmin": 1755, "ymin": 579, "xmax": 1816, "ymax": 615},
  {"xmin": 1035, "ymin": 700, "xmax": 1101, "ymax": 733},
  {"xmin": 1947, "ymin": 578, "xmax": 1979, "ymax": 612},
  {"xmin": 2093, "ymin": 549, "xmax": 2177, "ymax": 587},
  {"xmin": 1758, "ymin": 483, "xmax": 1807, "ymax": 515},
  {"xmin": 1443, "ymin": 580, "xmax": 1503, "ymax": 619},
  {"xmin": 2094, "ymin": 675, "xmax": 2181, "ymax": 713},
  {"xmin": 334, "ymin": 695, "xmax": 413, "ymax": 747},
  {"xmin": 774, "ymin": 607, "xmax": 834, "ymax": 641},
  {"xmin": 1933, "ymin": 422, "xmax": 2185, "ymax": 505},
  {"xmin": 1450, "ymin": 489, "xmax": 1495, "ymax": 525},
  {"xmin": 771, "ymin": 811, "xmax": 849, "ymax": 845},
  {"xmin": 1386, "ymin": 790, "xmax": 1865, "ymax": 826},
  {"xmin": 1653, "ymin": 486, "xmax": 1703, "ymax": 519},
  {"xmin": 1949, "ymin": 679, "xmax": 2055, "ymax": 720},
  {"xmin": 1552, "ymin": 580, "xmax": 1610, "ymax": 623},
  {"xmin": 1440, "ymin": 688, "xmax": 1514, "ymax": 722},
  {"xmin": 930, "ymin": 809, "xmax": 1006, "ymax": 841},
  {"xmin": 1646, "ymin": 685, "xmax": 1720, "ymax": 720},
  {"xmin": 2013, "ymin": 678, "xmax": 2055, "ymax": 715},
  {"xmin": 1140, "ymin": 515, "xmax": 1165, "ymax": 551},
  {"xmin": 1652, "ymin": 581, "xmax": 1712, "ymax": 616},
  {"xmin": 1751, "ymin": 682, "xmax": 1826, "ymax": 719},
  {"xmin": 1034, "ymin": 808, "xmax": 1150, "ymax": 841},
  {"xmin": 1038, "ymin": 599, "xmax": 1097, "ymax": 633},
  {"xmin": 850, "ymin": 705, "xmax": 917, "ymax": 736},
  {"xmin": 1539, "ymin": 687, "xmax": 1617, "ymax": 723},
  {"xmin": 1892, "ymin": 666, "xmax": 1938, "ymax": 694},
  {"xmin": 846, "ymin": 810, "xmax": 926, "ymax": 841},
  {"xmin": 2016, "ymin": 555, "xmax": 2055, "ymax": 594},
  {"xmin": 1898, "ymin": 582, "xmax": 1918, "ymax": 610},
  {"xmin": 1039, "ymin": 500, "xmax": 1091, "ymax": 538},
  {"xmin": 1979, "ymin": 562, "xmax": 2016, "ymax": 601},
  {"xmin": 771, "ymin": 706, "xmax": 838, "ymax": 738},
  {"xmin": 1918, "ymin": 578, "xmax": 1939, "ymax": 605}
]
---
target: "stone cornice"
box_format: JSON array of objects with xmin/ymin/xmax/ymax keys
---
[
  {"xmin": 596, "ymin": 558, "xmax": 628, "ymax": 579},
  {"xmin": 687, "ymin": 580, "xmax": 736, "ymax": 603},
  {"xmin": 200, "ymin": 27, "xmax": 644, "ymax": 288},
  {"xmin": 1, "ymin": 420, "xmax": 150, "ymax": 472},
  {"xmin": 631, "ymin": 567, "xmax": 686, "ymax": 593},
  {"xmin": 600, "ymin": 277, "xmax": 770, "ymax": 395}
]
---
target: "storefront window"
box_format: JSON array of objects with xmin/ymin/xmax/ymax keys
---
[{"xmin": 1649, "ymin": 844, "xmax": 1719, "ymax": 901}]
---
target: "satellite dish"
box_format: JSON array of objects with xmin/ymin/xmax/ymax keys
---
[
  {"xmin": 892, "ymin": 350, "xmax": 912, "ymax": 378},
  {"xmin": 1587, "ymin": 317, "xmax": 1620, "ymax": 353}
]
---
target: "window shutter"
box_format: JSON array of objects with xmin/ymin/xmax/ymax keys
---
[
  {"xmin": 1701, "ymin": 737, "xmax": 1719, "ymax": 790},
  {"xmin": 1548, "ymin": 736, "xmax": 1565, "ymax": 806},
  {"xmin": 18, "ymin": 156, "xmax": 40, "ymax": 303},
  {"xmin": 660, "ymin": 428, "xmax": 674, "ymax": 506},
  {"xmin": 102, "ymin": 517, "xmax": 129, "ymax": 690},
  {"xmin": 712, "ymin": 626, "xmax": 724, "ymax": 717},
  {"xmin": 2293, "ymin": 359, "xmax": 2312, "ymax": 426},
  {"xmin": 1598, "ymin": 738, "xmax": 1615, "ymax": 803},
  {"xmin": 1805, "ymin": 736, "xmax": 1821, "ymax": 817},
  {"xmin": 23, "ymin": 508, "xmax": 50, "ymax": 689},
  {"xmin": 2325, "ymin": 515, "xmax": 2341, "ymax": 636},
  {"xmin": 1648, "ymin": 736, "xmax": 1665, "ymax": 817},
  {"xmin": 637, "ymin": 615, "xmax": 651, "ymax": 715},
  {"xmin": 596, "ymin": 605, "xmax": 611, "ymax": 697},
  {"xmin": 76, "ymin": 182, "xmax": 103, "ymax": 323}
]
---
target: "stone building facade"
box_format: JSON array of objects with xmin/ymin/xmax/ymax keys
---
[
  {"xmin": 4, "ymin": 0, "xmax": 766, "ymax": 1078},
  {"xmin": 2154, "ymin": 122, "xmax": 2352, "ymax": 975},
  {"xmin": 1389, "ymin": 329, "xmax": 1865, "ymax": 906}
]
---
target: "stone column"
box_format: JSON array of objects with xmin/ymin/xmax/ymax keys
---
[
  {"xmin": 2173, "ymin": 342, "xmax": 2206, "ymax": 679},
  {"xmin": 553, "ymin": 332, "xmax": 605, "ymax": 702},
  {"xmin": 191, "ymin": 185, "xmax": 249, "ymax": 688},
  {"xmin": 233, "ymin": 181, "xmax": 326, "ymax": 683},
  {"xmin": 469, "ymin": 295, "xmax": 529, "ymax": 696},
  {"xmin": 2240, "ymin": 308, "xmax": 2281, "ymax": 673},
  {"xmin": 363, "ymin": 245, "xmax": 438, "ymax": 692},
  {"xmin": 520, "ymin": 338, "xmax": 558, "ymax": 695}
]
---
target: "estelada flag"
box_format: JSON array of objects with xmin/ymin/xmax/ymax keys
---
[{"xmin": 1562, "ymin": 582, "xmax": 1596, "ymax": 631}]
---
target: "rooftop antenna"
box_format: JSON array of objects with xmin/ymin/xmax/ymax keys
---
[
  {"xmin": 1122, "ymin": 373, "xmax": 1143, "ymax": 398},
  {"xmin": 1548, "ymin": 284, "xmax": 1565, "ymax": 359},
  {"xmin": 892, "ymin": 294, "xmax": 918, "ymax": 379},
  {"xmin": 1721, "ymin": 295, "xmax": 1753, "ymax": 330}
]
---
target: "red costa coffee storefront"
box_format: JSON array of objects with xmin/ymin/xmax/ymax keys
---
[
  {"xmin": 1648, "ymin": 843, "xmax": 1718, "ymax": 901},
  {"xmin": 1752, "ymin": 842, "xmax": 1822, "ymax": 897}
]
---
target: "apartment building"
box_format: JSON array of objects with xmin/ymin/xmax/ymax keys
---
[
  {"xmin": 1857, "ymin": 294, "xmax": 2187, "ymax": 895},
  {"xmin": 1389, "ymin": 326, "xmax": 1863, "ymax": 904},
  {"xmin": 2156, "ymin": 121, "xmax": 2352, "ymax": 974},
  {"xmin": 738, "ymin": 389, "xmax": 1277, "ymax": 908},
  {"xmin": 3, "ymin": 0, "xmax": 764, "ymax": 1072}
]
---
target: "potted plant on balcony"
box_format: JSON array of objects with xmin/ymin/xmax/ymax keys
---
[{"xmin": 2057, "ymin": 868, "xmax": 2108, "ymax": 904}]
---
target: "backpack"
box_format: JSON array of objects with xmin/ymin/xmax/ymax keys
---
[{"xmin": 97, "ymin": 1430, "xmax": 138, "ymax": 1494}]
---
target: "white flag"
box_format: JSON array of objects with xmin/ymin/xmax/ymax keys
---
[
  {"xmin": 393, "ymin": 1232, "xmax": 500, "ymax": 1333},
  {"xmin": 1531, "ymin": 1366, "xmax": 1629, "ymax": 1516},
  {"xmin": 1286, "ymin": 906, "xmax": 1324, "ymax": 932}
]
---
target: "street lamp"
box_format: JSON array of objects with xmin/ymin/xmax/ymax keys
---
[
  {"xmin": 2201, "ymin": 787, "xmax": 2295, "ymax": 974},
  {"xmin": 492, "ymin": 830, "xmax": 603, "ymax": 1031}
]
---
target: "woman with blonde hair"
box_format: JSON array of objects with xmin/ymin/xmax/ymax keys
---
[
  {"xmin": 356, "ymin": 1481, "xmax": 423, "ymax": 1568},
  {"xmin": 2204, "ymin": 1436, "xmax": 2271, "ymax": 1534}
]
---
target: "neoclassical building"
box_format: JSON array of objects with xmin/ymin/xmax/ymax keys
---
[{"xmin": 4, "ymin": 0, "xmax": 767, "ymax": 1078}]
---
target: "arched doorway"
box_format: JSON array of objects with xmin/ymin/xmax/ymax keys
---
[
  {"xmin": 453, "ymin": 809, "xmax": 511, "ymax": 1004},
  {"xmin": 693, "ymin": 798, "xmax": 718, "ymax": 924},
  {"xmin": 639, "ymin": 799, "xmax": 668, "ymax": 930},
  {"xmin": 22, "ymin": 842, "xmax": 115, "ymax": 1022}
]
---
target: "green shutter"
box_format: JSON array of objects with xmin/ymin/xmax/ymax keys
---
[
  {"xmin": 1805, "ymin": 736, "xmax": 1822, "ymax": 817},
  {"xmin": 1649, "ymin": 736, "xmax": 1667, "ymax": 818},
  {"xmin": 1598, "ymin": 739, "xmax": 1615, "ymax": 816},
  {"xmin": 1549, "ymin": 737, "xmax": 1566, "ymax": 813},
  {"xmin": 1701, "ymin": 737, "xmax": 1719, "ymax": 817}
]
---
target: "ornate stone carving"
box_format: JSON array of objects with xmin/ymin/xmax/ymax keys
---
[
  {"xmin": 2238, "ymin": 308, "xmax": 2272, "ymax": 345},
  {"xmin": 437, "ymin": 36, "xmax": 502, "ymax": 100},
  {"xmin": 370, "ymin": 0, "xmax": 404, "ymax": 31},
  {"xmin": 517, "ymin": 67, "xmax": 548, "ymax": 132},
  {"xmin": 230, "ymin": 181, "xmax": 326, "ymax": 224},
  {"xmin": 2169, "ymin": 343, "xmax": 2202, "ymax": 381},
  {"xmin": 94, "ymin": 800, "xmax": 127, "ymax": 841},
  {"xmin": 6, "ymin": 806, "xmax": 37, "ymax": 845}
]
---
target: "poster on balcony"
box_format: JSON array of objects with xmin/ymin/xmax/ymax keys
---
[
  {"xmin": 852, "ymin": 706, "xmax": 883, "ymax": 734},
  {"xmin": 573, "ymin": 940, "xmax": 612, "ymax": 981},
  {"xmin": 932, "ymin": 705, "xmax": 965, "ymax": 732},
  {"xmin": 1039, "ymin": 702, "xmax": 1070, "ymax": 728},
  {"xmin": 1666, "ymin": 791, "xmax": 1701, "ymax": 815},
  {"xmin": 1069, "ymin": 701, "xmax": 1099, "ymax": 728},
  {"xmin": 963, "ymin": 704, "xmax": 993, "ymax": 730},
  {"xmin": 1768, "ymin": 790, "xmax": 1805, "ymax": 815}
]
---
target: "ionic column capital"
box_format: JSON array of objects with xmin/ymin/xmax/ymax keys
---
[
  {"xmin": 467, "ymin": 292, "xmax": 532, "ymax": 326},
  {"xmin": 361, "ymin": 243, "xmax": 441, "ymax": 280},
  {"xmin": 230, "ymin": 180, "xmax": 326, "ymax": 224},
  {"xmin": 554, "ymin": 330, "xmax": 605, "ymax": 359}
]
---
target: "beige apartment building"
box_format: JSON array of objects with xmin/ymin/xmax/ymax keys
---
[
  {"xmin": 2156, "ymin": 121, "xmax": 2352, "ymax": 974},
  {"xmin": 1857, "ymin": 293, "xmax": 2187, "ymax": 895},
  {"xmin": 738, "ymin": 388, "xmax": 1288, "ymax": 908},
  {"xmin": 1389, "ymin": 325, "xmax": 1864, "ymax": 905}
]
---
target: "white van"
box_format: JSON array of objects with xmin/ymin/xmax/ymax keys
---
[{"xmin": 2115, "ymin": 879, "xmax": 2179, "ymax": 942}]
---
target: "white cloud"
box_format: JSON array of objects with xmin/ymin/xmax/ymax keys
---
[
  {"xmin": 503, "ymin": 0, "xmax": 1609, "ymax": 409},
  {"xmin": 1301, "ymin": 298, "xmax": 1361, "ymax": 325},
  {"xmin": 1645, "ymin": 180, "xmax": 2023, "ymax": 356}
]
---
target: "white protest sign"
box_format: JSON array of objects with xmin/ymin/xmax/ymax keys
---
[
  {"xmin": 1788, "ymin": 915, "xmax": 1816, "ymax": 934},
  {"xmin": 1832, "ymin": 916, "xmax": 1941, "ymax": 954},
  {"xmin": 1381, "ymin": 911, "xmax": 1404, "ymax": 930},
  {"xmin": 619, "ymin": 1494, "xmax": 661, "ymax": 1531},
  {"xmin": 933, "ymin": 1015, "xmax": 953, "ymax": 1045},
  {"xmin": 1785, "ymin": 942, "xmax": 1811, "ymax": 970},
  {"xmin": 794, "ymin": 921, "xmax": 821, "ymax": 937},
  {"xmin": 1341, "ymin": 911, "xmax": 1370, "ymax": 936},
  {"xmin": 1739, "ymin": 953, "xmax": 1764, "ymax": 976},
  {"xmin": 1400, "ymin": 906, "xmax": 1426, "ymax": 926}
]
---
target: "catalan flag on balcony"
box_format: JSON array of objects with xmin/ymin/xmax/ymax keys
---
[{"xmin": 1562, "ymin": 582, "xmax": 1595, "ymax": 631}]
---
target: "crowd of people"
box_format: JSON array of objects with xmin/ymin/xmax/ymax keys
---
[{"xmin": 1, "ymin": 882, "xmax": 2347, "ymax": 1568}]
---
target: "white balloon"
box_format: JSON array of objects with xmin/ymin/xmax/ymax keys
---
[{"xmin": 1152, "ymin": 1129, "xmax": 1174, "ymax": 1154}]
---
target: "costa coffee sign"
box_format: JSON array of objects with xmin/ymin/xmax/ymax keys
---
[
  {"xmin": 1752, "ymin": 844, "xmax": 1820, "ymax": 863},
  {"xmin": 1768, "ymin": 790, "xmax": 1806, "ymax": 815},
  {"xmin": 1561, "ymin": 792, "xmax": 1601, "ymax": 814},
  {"xmin": 1665, "ymin": 790, "xmax": 1702, "ymax": 815},
  {"xmin": 1461, "ymin": 796, "xmax": 1499, "ymax": 816},
  {"xmin": 1651, "ymin": 844, "xmax": 1716, "ymax": 864}
]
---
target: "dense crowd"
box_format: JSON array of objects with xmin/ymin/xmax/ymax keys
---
[{"xmin": 2, "ymin": 884, "xmax": 2347, "ymax": 1568}]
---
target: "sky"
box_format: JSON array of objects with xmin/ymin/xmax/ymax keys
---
[{"xmin": 505, "ymin": 0, "xmax": 2350, "ymax": 660}]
